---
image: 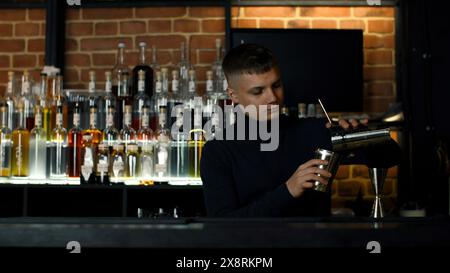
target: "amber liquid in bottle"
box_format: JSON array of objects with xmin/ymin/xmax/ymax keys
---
[
  {"xmin": 11, "ymin": 109, "xmax": 30, "ymax": 178},
  {"xmin": 68, "ymin": 105, "xmax": 83, "ymax": 178}
]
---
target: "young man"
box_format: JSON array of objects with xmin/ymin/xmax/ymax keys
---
[{"xmin": 200, "ymin": 43, "xmax": 367, "ymax": 217}]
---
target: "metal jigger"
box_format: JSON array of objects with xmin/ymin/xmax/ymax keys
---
[{"xmin": 369, "ymin": 168, "xmax": 387, "ymax": 219}]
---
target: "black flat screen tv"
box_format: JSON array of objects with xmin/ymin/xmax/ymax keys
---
[{"xmin": 230, "ymin": 28, "xmax": 364, "ymax": 113}]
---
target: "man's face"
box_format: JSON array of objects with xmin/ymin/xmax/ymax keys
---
[{"xmin": 227, "ymin": 68, "xmax": 284, "ymax": 120}]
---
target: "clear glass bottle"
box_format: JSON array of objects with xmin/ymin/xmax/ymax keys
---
[
  {"xmin": 140, "ymin": 144, "xmax": 154, "ymax": 180},
  {"xmin": 204, "ymin": 70, "xmax": 216, "ymax": 126},
  {"xmin": 0, "ymin": 106, "xmax": 12, "ymax": 178},
  {"xmin": 116, "ymin": 71, "xmax": 132, "ymax": 131},
  {"xmin": 96, "ymin": 142, "xmax": 110, "ymax": 185},
  {"xmin": 150, "ymin": 70, "xmax": 163, "ymax": 132},
  {"xmin": 212, "ymin": 38, "xmax": 225, "ymax": 95},
  {"xmin": 170, "ymin": 129, "xmax": 189, "ymax": 178},
  {"xmin": 168, "ymin": 70, "xmax": 183, "ymax": 129},
  {"xmin": 80, "ymin": 134, "xmax": 96, "ymax": 184},
  {"xmin": 111, "ymin": 143, "xmax": 125, "ymax": 184},
  {"xmin": 112, "ymin": 42, "xmax": 129, "ymax": 97},
  {"xmin": 150, "ymin": 45, "xmax": 161, "ymax": 75},
  {"xmin": 137, "ymin": 106, "xmax": 154, "ymax": 145},
  {"xmin": 178, "ymin": 42, "xmax": 192, "ymax": 95},
  {"xmin": 50, "ymin": 105, "xmax": 67, "ymax": 179},
  {"xmin": 29, "ymin": 105, "xmax": 47, "ymax": 180},
  {"xmin": 188, "ymin": 97, "xmax": 206, "ymax": 178},
  {"xmin": 68, "ymin": 103, "xmax": 83, "ymax": 178},
  {"xmin": 154, "ymin": 106, "xmax": 170, "ymax": 179},
  {"xmin": 99, "ymin": 71, "xmax": 116, "ymax": 131},
  {"xmin": 20, "ymin": 70, "xmax": 35, "ymax": 131},
  {"xmin": 103, "ymin": 106, "xmax": 119, "ymax": 149},
  {"xmin": 126, "ymin": 143, "xmax": 140, "ymax": 180},
  {"xmin": 5, "ymin": 71, "xmax": 16, "ymax": 131},
  {"xmin": 132, "ymin": 42, "xmax": 154, "ymax": 99},
  {"xmin": 83, "ymin": 106, "xmax": 103, "ymax": 148},
  {"xmin": 87, "ymin": 71, "xmax": 99, "ymax": 120},
  {"xmin": 298, "ymin": 103, "xmax": 307, "ymax": 119},
  {"xmin": 11, "ymin": 106, "xmax": 30, "ymax": 178},
  {"xmin": 132, "ymin": 70, "xmax": 150, "ymax": 131},
  {"xmin": 120, "ymin": 105, "xmax": 136, "ymax": 152}
]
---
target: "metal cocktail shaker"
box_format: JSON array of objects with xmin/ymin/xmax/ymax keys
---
[{"xmin": 313, "ymin": 148, "xmax": 340, "ymax": 192}]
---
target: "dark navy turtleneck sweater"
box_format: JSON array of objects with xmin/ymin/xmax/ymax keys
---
[{"xmin": 200, "ymin": 114, "xmax": 333, "ymax": 217}]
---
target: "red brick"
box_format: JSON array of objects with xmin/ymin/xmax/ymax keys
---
[
  {"xmin": 2, "ymin": 9, "xmax": 26, "ymax": 21},
  {"xmin": 28, "ymin": 38, "xmax": 45, "ymax": 52},
  {"xmin": 352, "ymin": 165, "xmax": 369, "ymax": 178},
  {"xmin": 202, "ymin": 19, "xmax": 225, "ymax": 33},
  {"xmin": 92, "ymin": 53, "xmax": 116, "ymax": 66},
  {"xmin": 232, "ymin": 7, "xmax": 240, "ymax": 17},
  {"xmin": 15, "ymin": 23, "xmax": 40, "ymax": 36},
  {"xmin": 364, "ymin": 67, "xmax": 395, "ymax": 81},
  {"xmin": 0, "ymin": 24, "xmax": 13, "ymax": 37},
  {"xmin": 245, "ymin": 7, "xmax": 296, "ymax": 17},
  {"xmin": 81, "ymin": 37, "xmax": 133, "ymax": 51},
  {"xmin": 66, "ymin": 53, "xmax": 91, "ymax": 67},
  {"xmin": 125, "ymin": 52, "xmax": 139, "ymax": 67},
  {"xmin": 0, "ymin": 86, "xmax": 5, "ymax": 96},
  {"xmin": 312, "ymin": 20, "xmax": 337, "ymax": 29},
  {"xmin": 135, "ymin": 7, "xmax": 186, "ymax": 18},
  {"xmin": 190, "ymin": 35, "xmax": 224, "ymax": 49},
  {"xmin": 120, "ymin": 21, "xmax": 146, "ymax": 34},
  {"xmin": 198, "ymin": 50, "xmax": 216, "ymax": 64},
  {"xmin": 83, "ymin": 8, "xmax": 133, "ymax": 20},
  {"xmin": 388, "ymin": 166, "xmax": 398, "ymax": 178},
  {"xmin": 287, "ymin": 20, "xmax": 310, "ymax": 29},
  {"xmin": 148, "ymin": 20, "xmax": 171, "ymax": 33},
  {"xmin": 353, "ymin": 7, "xmax": 395, "ymax": 17},
  {"xmin": 80, "ymin": 69, "xmax": 109, "ymax": 82},
  {"xmin": 28, "ymin": 9, "xmax": 46, "ymax": 20},
  {"xmin": 337, "ymin": 180, "xmax": 362, "ymax": 197},
  {"xmin": 340, "ymin": 20, "xmax": 365, "ymax": 30},
  {"xmin": 231, "ymin": 19, "xmax": 257, "ymax": 28},
  {"xmin": 260, "ymin": 20, "xmax": 284, "ymax": 29},
  {"xmin": 65, "ymin": 39, "xmax": 78, "ymax": 52},
  {"xmin": 364, "ymin": 35, "xmax": 395, "ymax": 49},
  {"xmin": 40, "ymin": 23, "xmax": 46, "ymax": 35},
  {"xmin": 301, "ymin": 7, "xmax": 350, "ymax": 17},
  {"xmin": 38, "ymin": 54, "xmax": 45, "ymax": 66},
  {"xmin": 136, "ymin": 35, "xmax": 186, "ymax": 49},
  {"xmin": 29, "ymin": 69, "xmax": 41, "ymax": 82},
  {"xmin": 13, "ymin": 55, "xmax": 36, "ymax": 67},
  {"xmin": 174, "ymin": 19, "xmax": 200, "ymax": 33},
  {"xmin": 67, "ymin": 22, "xmax": 93, "ymax": 36},
  {"xmin": 189, "ymin": 7, "xmax": 224, "ymax": 17},
  {"xmin": 365, "ymin": 82, "xmax": 394, "ymax": 97},
  {"xmin": 64, "ymin": 69, "xmax": 79, "ymax": 83},
  {"xmin": 366, "ymin": 50, "xmax": 393, "ymax": 65},
  {"xmin": 0, "ymin": 56, "xmax": 10, "ymax": 68},
  {"xmin": 335, "ymin": 165, "xmax": 350, "ymax": 179},
  {"xmin": 364, "ymin": 97, "xmax": 395, "ymax": 113},
  {"xmin": 95, "ymin": 22, "xmax": 118, "ymax": 36},
  {"xmin": 368, "ymin": 20, "xmax": 394, "ymax": 34},
  {"xmin": 0, "ymin": 39, "xmax": 25, "ymax": 52},
  {"xmin": 154, "ymin": 51, "xmax": 172, "ymax": 65},
  {"xmin": 66, "ymin": 9, "xmax": 80, "ymax": 20}
]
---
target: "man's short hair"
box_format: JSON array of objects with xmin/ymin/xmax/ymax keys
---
[{"xmin": 222, "ymin": 43, "xmax": 279, "ymax": 83}]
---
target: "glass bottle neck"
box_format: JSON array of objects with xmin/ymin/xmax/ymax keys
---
[{"xmin": 139, "ymin": 46, "xmax": 146, "ymax": 65}]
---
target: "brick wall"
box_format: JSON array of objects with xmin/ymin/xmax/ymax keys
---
[{"xmin": 0, "ymin": 8, "xmax": 46, "ymax": 94}]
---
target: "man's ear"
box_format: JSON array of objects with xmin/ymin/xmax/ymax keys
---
[{"xmin": 228, "ymin": 88, "xmax": 239, "ymax": 104}]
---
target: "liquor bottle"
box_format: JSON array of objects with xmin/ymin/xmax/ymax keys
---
[
  {"xmin": 120, "ymin": 105, "xmax": 136, "ymax": 152},
  {"xmin": 203, "ymin": 70, "xmax": 216, "ymax": 126},
  {"xmin": 83, "ymin": 106, "xmax": 103, "ymax": 148},
  {"xmin": 186, "ymin": 69, "xmax": 199, "ymax": 129},
  {"xmin": 50, "ymin": 74, "xmax": 69, "ymax": 130},
  {"xmin": 132, "ymin": 70, "xmax": 150, "ymax": 131},
  {"xmin": 20, "ymin": 70, "xmax": 35, "ymax": 131},
  {"xmin": 68, "ymin": 103, "xmax": 83, "ymax": 178},
  {"xmin": 188, "ymin": 97, "xmax": 205, "ymax": 178},
  {"xmin": 103, "ymin": 106, "xmax": 119, "ymax": 149},
  {"xmin": 140, "ymin": 144, "xmax": 154, "ymax": 179},
  {"xmin": 99, "ymin": 71, "xmax": 116, "ymax": 131},
  {"xmin": 150, "ymin": 45, "xmax": 161, "ymax": 75},
  {"xmin": 80, "ymin": 134, "xmax": 96, "ymax": 184},
  {"xmin": 38, "ymin": 73, "xmax": 52, "ymax": 141},
  {"xmin": 29, "ymin": 105, "xmax": 47, "ymax": 179},
  {"xmin": 137, "ymin": 106, "xmax": 154, "ymax": 145},
  {"xmin": 170, "ymin": 124, "xmax": 189, "ymax": 178},
  {"xmin": 111, "ymin": 143, "xmax": 125, "ymax": 184},
  {"xmin": 298, "ymin": 103, "xmax": 307, "ymax": 119},
  {"xmin": 132, "ymin": 42, "xmax": 154, "ymax": 99},
  {"xmin": 0, "ymin": 106, "xmax": 12, "ymax": 178},
  {"xmin": 126, "ymin": 143, "xmax": 140, "ymax": 180},
  {"xmin": 96, "ymin": 142, "xmax": 110, "ymax": 185},
  {"xmin": 11, "ymin": 106, "xmax": 30, "ymax": 178},
  {"xmin": 5, "ymin": 71, "xmax": 16, "ymax": 131},
  {"xmin": 112, "ymin": 42, "xmax": 129, "ymax": 97},
  {"xmin": 154, "ymin": 106, "xmax": 170, "ymax": 179},
  {"xmin": 87, "ymin": 71, "xmax": 99, "ymax": 119},
  {"xmin": 160, "ymin": 68, "xmax": 171, "ymax": 127},
  {"xmin": 50, "ymin": 105, "xmax": 67, "ymax": 179},
  {"xmin": 212, "ymin": 38, "xmax": 226, "ymax": 95},
  {"xmin": 178, "ymin": 42, "xmax": 192, "ymax": 95},
  {"xmin": 168, "ymin": 70, "xmax": 183, "ymax": 129},
  {"xmin": 116, "ymin": 71, "xmax": 132, "ymax": 131},
  {"xmin": 281, "ymin": 106, "xmax": 290, "ymax": 117},
  {"xmin": 150, "ymin": 70, "xmax": 163, "ymax": 131}
]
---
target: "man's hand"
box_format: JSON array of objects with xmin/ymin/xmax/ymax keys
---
[
  {"xmin": 286, "ymin": 159, "xmax": 332, "ymax": 198},
  {"xmin": 325, "ymin": 118, "xmax": 369, "ymax": 129}
]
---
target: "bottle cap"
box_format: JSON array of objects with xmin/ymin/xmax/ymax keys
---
[{"xmin": 139, "ymin": 42, "xmax": 146, "ymax": 47}]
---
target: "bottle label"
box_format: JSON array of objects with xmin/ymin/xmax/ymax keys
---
[
  {"xmin": 90, "ymin": 112, "xmax": 97, "ymax": 127},
  {"xmin": 188, "ymin": 81, "xmax": 195, "ymax": 92},
  {"xmin": 206, "ymin": 80, "xmax": 213, "ymax": 92},
  {"xmin": 113, "ymin": 160, "xmax": 124, "ymax": 172},
  {"xmin": 157, "ymin": 98, "xmax": 167, "ymax": 108},
  {"xmin": 172, "ymin": 80, "xmax": 179, "ymax": 92},
  {"xmin": 156, "ymin": 82, "xmax": 162, "ymax": 93},
  {"xmin": 22, "ymin": 82, "xmax": 30, "ymax": 94},
  {"xmin": 35, "ymin": 113, "xmax": 42, "ymax": 127},
  {"xmin": 141, "ymin": 113, "xmax": 149, "ymax": 128},
  {"xmin": 107, "ymin": 114, "xmax": 114, "ymax": 127},
  {"xmin": 89, "ymin": 81, "xmax": 95, "ymax": 93},
  {"xmin": 56, "ymin": 113, "xmax": 63, "ymax": 126},
  {"xmin": 81, "ymin": 165, "xmax": 93, "ymax": 180},
  {"xmin": 124, "ymin": 112, "xmax": 132, "ymax": 126},
  {"xmin": 97, "ymin": 162, "xmax": 109, "ymax": 173},
  {"xmin": 105, "ymin": 80, "xmax": 112, "ymax": 92},
  {"xmin": 73, "ymin": 113, "xmax": 80, "ymax": 127},
  {"xmin": 15, "ymin": 144, "xmax": 23, "ymax": 171},
  {"xmin": 138, "ymin": 79, "xmax": 145, "ymax": 92},
  {"xmin": 159, "ymin": 114, "xmax": 166, "ymax": 127},
  {"xmin": 7, "ymin": 82, "xmax": 13, "ymax": 93}
]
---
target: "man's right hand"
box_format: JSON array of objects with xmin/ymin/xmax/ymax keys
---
[{"xmin": 285, "ymin": 159, "xmax": 332, "ymax": 198}]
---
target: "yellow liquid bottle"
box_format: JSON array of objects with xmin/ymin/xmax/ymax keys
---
[{"xmin": 11, "ymin": 108, "xmax": 30, "ymax": 178}]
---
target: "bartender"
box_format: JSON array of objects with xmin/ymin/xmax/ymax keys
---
[{"xmin": 200, "ymin": 43, "xmax": 370, "ymax": 217}]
